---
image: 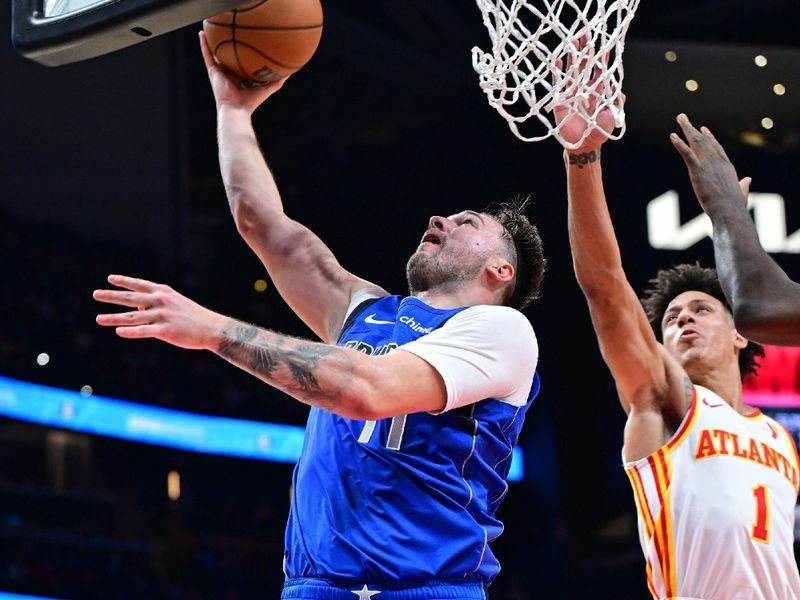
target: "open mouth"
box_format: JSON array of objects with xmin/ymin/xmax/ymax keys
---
[
  {"xmin": 680, "ymin": 329, "xmax": 699, "ymax": 339},
  {"xmin": 422, "ymin": 232, "xmax": 441, "ymax": 245}
]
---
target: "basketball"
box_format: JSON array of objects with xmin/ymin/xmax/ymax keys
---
[{"xmin": 203, "ymin": 0, "xmax": 323, "ymax": 85}]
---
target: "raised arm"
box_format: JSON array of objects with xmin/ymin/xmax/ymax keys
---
[
  {"xmin": 554, "ymin": 75, "xmax": 689, "ymax": 460},
  {"xmin": 564, "ymin": 147, "xmax": 686, "ymax": 410},
  {"xmin": 671, "ymin": 113, "xmax": 800, "ymax": 345},
  {"xmin": 200, "ymin": 33, "xmax": 381, "ymax": 343}
]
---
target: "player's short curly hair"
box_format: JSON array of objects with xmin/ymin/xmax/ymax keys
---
[
  {"xmin": 640, "ymin": 263, "xmax": 764, "ymax": 380},
  {"xmin": 485, "ymin": 197, "xmax": 546, "ymax": 310}
]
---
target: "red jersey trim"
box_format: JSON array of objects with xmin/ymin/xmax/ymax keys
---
[{"xmin": 667, "ymin": 386, "xmax": 699, "ymax": 452}]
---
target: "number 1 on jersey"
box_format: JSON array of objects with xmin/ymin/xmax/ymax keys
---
[{"xmin": 752, "ymin": 484, "xmax": 770, "ymax": 544}]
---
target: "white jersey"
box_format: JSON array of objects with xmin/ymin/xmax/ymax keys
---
[{"xmin": 624, "ymin": 385, "xmax": 800, "ymax": 600}]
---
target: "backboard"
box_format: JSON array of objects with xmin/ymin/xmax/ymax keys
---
[{"xmin": 12, "ymin": 0, "xmax": 248, "ymax": 66}]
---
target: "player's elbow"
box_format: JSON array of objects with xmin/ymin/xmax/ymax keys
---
[
  {"xmin": 231, "ymin": 198, "xmax": 267, "ymax": 239},
  {"xmin": 335, "ymin": 391, "xmax": 386, "ymax": 421},
  {"xmin": 574, "ymin": 266, "xmax": 623, "ymax": 303},
  {"xmin": 731, "ymin": 300, "xmax": 769, "ymax": 337},
  {"xmin": 333, "ymin": 400, "xmax": 381, "ymax": 420},
  {"xmin": 730, "ymin": 301, "xmax": 797, "ymax": 345},
  {"xmin": 340, "ymin": 374, "xmax": 403, "ymax": 421}
]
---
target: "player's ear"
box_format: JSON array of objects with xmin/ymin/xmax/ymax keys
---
[
  {"xmin": 733, "ymin": 329, "xmax": 748, "ymax": 350},
  {"xmin": 486, "ymin": 259, "xmax": 515, "ymax": 285}
]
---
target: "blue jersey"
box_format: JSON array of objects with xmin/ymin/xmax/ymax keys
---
[{"xmin": 284, "ymin": 295, "xmax": 540, "ymax": 586}]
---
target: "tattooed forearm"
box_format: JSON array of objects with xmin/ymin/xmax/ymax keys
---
[
  {"xmin": 218, "ymin": 323, "xmax": 280, "ymax": 374},
  {"xmin": 216, "ymin": 320, "xmax": 354, "ymax": 411},
  {"xmin": 286, "ymin": 343, "xmax": 336, "ymax": 392}
]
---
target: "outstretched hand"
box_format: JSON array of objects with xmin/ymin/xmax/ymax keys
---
[
  {"xmin": 552, "ymin": 36, "xmax": 624, "ymax": 152},
  {"xmin": 200, "ymin": 31, "xmax": 287, "ymax": 113},
  {"xmin": 94, "ymin": 275, "xmax": 226, "ymax": 351},
  {"xmin": 670, "ymin": 113, "xmax": 751, "ymax": 216}
]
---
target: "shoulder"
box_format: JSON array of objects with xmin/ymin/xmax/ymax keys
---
[
  {"xmin": 399, "ymin": 305, "xmax": 538, "ymax": 409},
  {"xmin": 435, "ymin": 305, "xmax": 538, "ymax": 363},
  {"xmin": 448, "ymin": 305, "xmax": 537, "ymax": 348},
  {"xmin": 448, "ymin": 305, "xmax": 536, "ymax": 334}
]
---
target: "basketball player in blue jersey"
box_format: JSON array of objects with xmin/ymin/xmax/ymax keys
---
[
  {"xmin": 92, "ymin": 33, "xmax": 546, "ymax": 600},
  {"xmin": 671, "ymin": 113, "xmax": 800, "ymax": 346}
]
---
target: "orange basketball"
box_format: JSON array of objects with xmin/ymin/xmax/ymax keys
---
[{"xmin": 203, "ymin": 0, "xmax": 323, "ymax": 84}]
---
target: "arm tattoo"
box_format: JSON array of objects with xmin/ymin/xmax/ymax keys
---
[
  {"xmin": 216, "ymin": 320, "xmax": 354, "ymax": 411},
  {"xmin": 568, "ymin": 148, "xmax": 601, "ymax": 169},
  {"xmin": 683, "ymin": 375, "xmax": 694, "ymax": 407}
]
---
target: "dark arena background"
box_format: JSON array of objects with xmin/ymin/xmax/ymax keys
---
[{"xmin": 2, "ymin": 1, "xmax": 800, "ymax": 598}]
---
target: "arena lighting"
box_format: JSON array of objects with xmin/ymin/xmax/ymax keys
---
[
  {"xmin": 0, "ymin": 593, "xmax": 61, "ymax": 600},
  {"xmin": 0, "ymin": 375, "xmax": 525, "ymax": 481}
]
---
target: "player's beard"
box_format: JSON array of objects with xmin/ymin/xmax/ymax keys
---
[{"xmin": 406, "ymin": 245, "xmax": 486, "ymax": 295}]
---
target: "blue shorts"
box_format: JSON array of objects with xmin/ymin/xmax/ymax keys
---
[{"xmin": 281, "ymin": 578, "xmax": 488, "ymax": 600}]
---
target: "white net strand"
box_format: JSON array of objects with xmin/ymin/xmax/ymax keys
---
[{"xmin": 472, "ymin": 0, "xmax": 640, "ymax": 148}]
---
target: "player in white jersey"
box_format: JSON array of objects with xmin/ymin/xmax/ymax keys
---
[
  {"xmin": 626, "ymin": 381, "xmax": 800, "ymax": 598},
  {"xmin": 552, "ymin": 58, "xmax": 800, "ymax": 598}
]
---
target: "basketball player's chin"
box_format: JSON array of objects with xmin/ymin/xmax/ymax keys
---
[{"xmin": 679, "ymin": 350, "xmax": 713, "ymax": 378}]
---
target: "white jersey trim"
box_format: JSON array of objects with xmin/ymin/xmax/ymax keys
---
[
  {"xmin": 340, "ymin": 287, "xmax": 389, "ymax": 333},
  {"xmin": 341, "ymin": 292, "xmax": 539, "ymax": 414}
]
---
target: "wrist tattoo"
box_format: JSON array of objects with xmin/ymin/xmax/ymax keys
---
[
  {"xmin": 568, "ymin": 148, "xmax": 601, "ymax": 169},
  {"xmin": 217, "ymin": 320, "xmax": 350, "ymax": 410}
]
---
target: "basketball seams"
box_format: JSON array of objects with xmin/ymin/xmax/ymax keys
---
[
  {"xmin": 214, "ymin": 40, "xmax": 303, "ymax": 71},
  {"xmin": 203, "ymin": 0, "xmax": 322, "ymax": 83},
  {"xmin": 234, "ymin": 0, "xmax": 270, "ymax": 14},
  {"xmin": 230, "ymin": 8, "xmax": 249, "ymax": 82}
]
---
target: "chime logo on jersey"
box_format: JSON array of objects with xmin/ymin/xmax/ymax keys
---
[
  {"xmin": 399, "ymin": 315, "xmax": 433, "ymax": 334},
  {"xmin": 343, "ymin": 340, "xmax": 398, "ymax": 356},
  {"xmin": 694, "ymin": 428, "xmax": 798, "ymax": 486}
]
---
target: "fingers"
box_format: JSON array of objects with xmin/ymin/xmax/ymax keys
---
[
  {"xmin": 199, "ymin": 31, "xmax": 217, "ymax": 70},
  {"xmin": 94, "ymin": 276, "xmax": 161, "ymax": 326},
  {"xmin": 671, "ymin": 113, "xmax": 706, "ymax": 164},
  {"xmin": 550, "ymin": 58, "xmax": 564, "ymax": 90},
  {"xmin": 739, "ymin": 176, "xmax": 752, "ymax": 198},
  {"xmin": 95, "ymin": 304, "xmax": 163, "ymax": 341},
  {"xmin": 249, "ymin": 75, "xmax": 288, "ymax": 94},
  {"xmin": 675, "ymin": 113, "xmax": 738, "ymax": 174},
  {"xmin": 106, "ymin": 274, "xmax": 157, "ymax": 292},
  {"xmin": 93, "ymin": 288, "xmax": 152, "ymax": 308},
  {"xmin": 565, "ymin": 34, "xmax": 589, "ymax": 71},
  {"xmin": 700, "ymin": 124, "xmax": 731, "ymax": 161},
  {"xmin": 96, "ymin": 308, "xmax": 157, "ymax": 326},
  {"xmin": 669, "ymin": 131, "xmax": 695, "ymax": 165},
  {"xmin": 675, "ymin": 113, "xmax": 702, "ymax": 145},
  {"xmin": 114, "ymin": 325, "xmax": 163, "ymax": 340},
  {"xmin": 676, "ymin": 113, "xmax": 719, "ymax": 151}
]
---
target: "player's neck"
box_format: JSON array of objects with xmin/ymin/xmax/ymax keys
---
[
  {"xmin": 412, "ymin": 284, "xmax": 498, "ymax": 309},
  {"xmin": 690, "ymin": 366, "xmax": 745, "ymax": 413}
]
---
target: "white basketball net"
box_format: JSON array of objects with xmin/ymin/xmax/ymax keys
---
[{"xmin": 472, "ymin": 0, "xmax": 640, "ymax": 148}]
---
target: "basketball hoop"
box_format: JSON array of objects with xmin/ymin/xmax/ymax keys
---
[{"xmin": 472, "ymin": 0, "xmax": 640, "ymax": 148}]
